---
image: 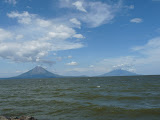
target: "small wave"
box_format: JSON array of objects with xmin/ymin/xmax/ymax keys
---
[{"xmin": 117, "ymin": 96, "xmax": 143, "ymax": 100}]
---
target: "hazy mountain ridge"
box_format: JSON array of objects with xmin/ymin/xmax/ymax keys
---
[
  {"xmin": 0, "ymin": 67, "xmax": 140, "ymax": 79},
  {"xmin": 100, "ymin": 69, "xmax": 138, "ymax": 76}
]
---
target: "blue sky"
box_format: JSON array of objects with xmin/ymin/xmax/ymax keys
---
[{"xmin": 0, "ymin": 0, "xmax": 160, "ymax": 77}]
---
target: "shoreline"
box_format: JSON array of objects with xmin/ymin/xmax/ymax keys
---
[{"xmin": 0, "ymin": 116, "xmax": 37, "ymax": 120}]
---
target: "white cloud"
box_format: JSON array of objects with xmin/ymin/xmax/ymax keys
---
[
  {"xmin": 26, "ymin": 6, "xmax": 31, "ymax": 9},
  {"xmin": 89, "ymin": 65, "xmax": 94, "ymax": 68},
  {"xmin": 125, "ymin": 5, "xmax": 134, "ymax": 9},
  {"xmin": 73, "ymin": 34, "xmax": 84, "ymax": 38},
  {"xmin": 15, "ymin": 70, "xmax": 24, "ymax": 73},
  {"xmin": 70, "ymin": 18, "xmax": 81, "ymax": 28},
  {"xmin": 0, "ymin": 41, "xmax": 51, "ymax": 62},
  {"xmin": 4, "ymin": 0, "xmax": 17, "ymax": 5},
  {"xmin": 78, "ymin": 1, "xmax": 119, "ymax": 27},
  {"xmin": 63, "ymin": 37, "xmax": 160, "ymax": 75},
  {"xmin": 129, "ymin": 5, "xmax": 134, "ymax": 9},
  {"xmin": 0, "ymin": 28, "xmax": 13, "ymax": 41},
  {"xmin": 72, "ymin": 1, "xmax": 87, "ymax": 12},
  {"xmin": 66, "ymin": 61, "xmax": 78, "ymax": 66},
  {"xmin": 132, "ymin": 37, "xmax": 160, "ymax": 56},
  {"xmin": 93, "ymin": 37, "xmax": 160, "ymax": 75},
  {"xmin": 68, "ymin": 55, "xmax": 72, "ymax": 59},
  {"xmin": 16, "ymin": 34, "xmax": 23, "ymax": 40},
  {"xmin": 130, "ymin": 37, "xmax": 160, "ymax": 74},
  {"xmin": 99, "ymin": 56, "xmax": 136, "ymax": 72},
  {"xmin": 0, "ymin": 11, "xmax": 84, "ymax": 64},
  {"xmin": 53, "ymin": 53, "xmax": 57, "ymax": 56},
  {"xmin": 63, "ymin": 56, "xmax": 135, "ymax": 76},
  {"xmin": 7, "ymin": 11, "xmax": 33, "ymax": 24},
  {"xmin": 60, "ymin": 0, "xmax": 122, "ymax": 28},
  {"xmin": 130, "ymin": 18, "xmax": 143, "ymax": 23}
]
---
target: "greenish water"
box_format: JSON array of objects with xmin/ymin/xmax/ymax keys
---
[{"xmin": 0, "ymin": 76, "xmax": 160, "ymax": 120}]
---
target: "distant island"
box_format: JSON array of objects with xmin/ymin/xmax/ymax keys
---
[
  {"xmin": 0, "ymin": 66, "xmax": 139, "ymax": 79},
  {"xmin": 11, "ymin": 66, "xmax": 62, "ymax": 79},
  {"xmin": 99, "ymin": 69, "xmax": 138, "ymax": 77}
]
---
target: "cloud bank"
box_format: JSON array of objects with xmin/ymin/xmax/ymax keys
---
[
  {"xmin": 60, "ymin": 0, "xmax": 122, "ymax": 27},
  {"xmin": 0, "ymin": 11, "xmax": 84, "ymax": 64},
  {"xmin": 0, "ymin": 0, "xmax": 123, "ymax": 65}
]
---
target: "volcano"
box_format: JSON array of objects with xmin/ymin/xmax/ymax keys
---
[
  {"xmin": 12, "ymin": 66, "xmax": 62, "ymax": 79},
  {"xmin": 100, "ymin": 69, "xmax": 137, "ymax": 76}
]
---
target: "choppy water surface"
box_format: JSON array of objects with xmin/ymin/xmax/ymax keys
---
[{"xmin": 0, "ymin": 76, "xmax": 160, "ymax": 120}]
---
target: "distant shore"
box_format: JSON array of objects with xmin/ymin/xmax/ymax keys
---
[{"xmin": 0, "ymin": 116, "xmax": 37, "ymax": 120}]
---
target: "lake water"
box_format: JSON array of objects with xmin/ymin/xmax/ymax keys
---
[{"xmin": 0, "ymin": 76, "xmax": 160, "ymax": 120}]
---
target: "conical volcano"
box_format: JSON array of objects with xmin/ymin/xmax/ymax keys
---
[
  {"xmin": 100, "ymin": 69, "xmax": 137, "ymax": 76},
  {"xmin": 13, "ymin": 66, "xmax": 62, "ymax": 79}
]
